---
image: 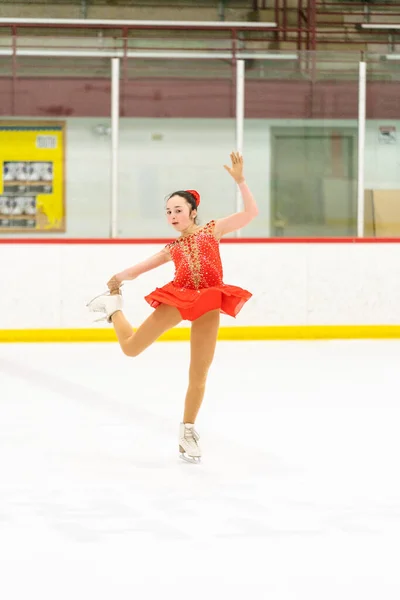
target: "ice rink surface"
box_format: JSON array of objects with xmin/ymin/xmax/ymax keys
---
[{"xmin": 1, "ymin": 339, "xmax": 400, "ymax": 599}]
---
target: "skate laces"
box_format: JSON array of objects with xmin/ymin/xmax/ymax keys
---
[{"xmin": 184, "ymin": 426, "xmax": 199, "ymax": 444}]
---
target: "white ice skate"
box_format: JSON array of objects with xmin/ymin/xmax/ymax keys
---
[
  {"xmin": 179, "ymin": 423, "xmax": 201, "ymax": 464},
  {"xmin": 86, "ymin": 290, "xmax": 123, "ymax": 323}
]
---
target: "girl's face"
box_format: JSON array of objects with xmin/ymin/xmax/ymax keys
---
[{"xmin": 166, "ymin": 195, "xmax": 197, "ymax": 232}]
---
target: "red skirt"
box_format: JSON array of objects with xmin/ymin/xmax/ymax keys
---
[{"xmin": 144, "ymin": 282, "xmax": 252, "ymax": 322}]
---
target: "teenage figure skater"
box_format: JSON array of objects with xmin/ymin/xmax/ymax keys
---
[{"xmin": 87, "ymin": 152, "xmax": 258, "ymax": 463}]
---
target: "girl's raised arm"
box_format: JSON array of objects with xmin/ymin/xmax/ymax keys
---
[{"xmin": 214, "ymin": 152, "xmax": 258, "ymax": 238}]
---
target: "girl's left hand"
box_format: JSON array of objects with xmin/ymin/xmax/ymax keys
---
[
  {"xmin": 107, "ymin": 275, "xmax": 122, "ymax": 292},
  {"xmin": 223, "ymin": 152, "xmax": 245, "ymax": 184}
]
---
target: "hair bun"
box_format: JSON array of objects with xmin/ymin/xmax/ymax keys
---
[{"xmin": 186, "ymin": 189, "xmax": 200, "ymax": 207}]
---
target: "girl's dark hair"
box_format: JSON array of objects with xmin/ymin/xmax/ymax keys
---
[{"xmin": 167, "ymin": 190, "xmax": 199, "ymax": 225}]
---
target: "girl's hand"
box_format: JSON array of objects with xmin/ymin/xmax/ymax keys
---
[
  {"xmin": 107, "ymin": 274, "xmax": 122, "ymax": 292},
  {"xmin": 223, "ymin": 152, "xmax": 245, "ymax": 184}
]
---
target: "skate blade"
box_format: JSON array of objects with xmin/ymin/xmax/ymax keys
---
[
  {"xmin": 92, "ymin": 315, "xmax": 108, "ymax": 323},
  {"xmin": 86, "ymin": 291, "xmax": 109, "ymax": 309},
  {"xmin": 179, "ymin": 448, "xmax": 201, "ymax": 464},
  {"xmin": 179, "ymin": 453, "xmax": 201, "ymax": 464}
]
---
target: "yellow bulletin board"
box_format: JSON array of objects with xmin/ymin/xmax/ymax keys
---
[{"xmin": 0, "ymin": 121, "xmax": 65, "ymax": 232}]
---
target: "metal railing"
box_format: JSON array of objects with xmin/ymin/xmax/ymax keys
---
[
  {"xmin": 1, "ymin": 2, "xmax": 400, "ymax": 53},
  {"xmin": 260, "ymin": 1, "xmax": 400, "ymax": 50},
  {"xmin": 310, "ymin": 1, "xmax": 400, "ymax": 49}
]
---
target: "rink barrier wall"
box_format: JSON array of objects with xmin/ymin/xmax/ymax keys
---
[
  {"xmin": 2, "ymin": 238, "xmax": 400, "ymax": 341},
  {"xmin": 2, "ymin": 325, "xmax": 400, "ymax": 343}
]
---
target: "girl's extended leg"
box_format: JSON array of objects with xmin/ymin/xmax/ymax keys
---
[
  {"xmin": 183, "ymin": 309, "xmax": 220, "ymax": 423},
  {"xmin": 112, "ymin": 303, "xmax": 182, "ymax": 357}
]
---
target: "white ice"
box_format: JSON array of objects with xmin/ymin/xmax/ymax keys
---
[{"xmin": 1, "ymin": 340, "xmax": 400, "ymax": 599}]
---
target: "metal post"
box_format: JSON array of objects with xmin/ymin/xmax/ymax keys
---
[
  {"xmin": 310, "ymin": 0, "xmax": 317, "ymax": 50},
  {"xmin": 357, "ymin": 61, "xmax": 367, "ymax": 238},
  {"xmin": 283, "ymin": 0, "xmax": 287, "ymax": 42},
  {"xmin": 218, "ymin": 0, "xmax": 225, "ymax": 21},
  {"xmin": 235, "ymin": 59, "xmax": 245, "ymax": 236},
  {"xmin": 298, "ymin": 0, "xmax": 302, "ymax": 50},
  {"xmin": 122, "ymin": 26, "xmax": 128, "ymax": 117},
  {"xmin": 11, "ymin": 25, "xmax": 17, "ymax": 116},
  {"xmin": 231, "ymin": 28, "xmax": 238, "ymax": 118},
  {"xmin": 111, "ymin": 58, "xmax": 120, "ymax": 239},
  {"xmin": 236, "ymin": 60, "xmax": 244, "ymax": 162},
  {"xmin": 275, "ymin": 0, "xmax": 280, "ymax": 45},
  {"xmin": 81, "ymin": 0, "xmax": 87, "ymax": 19}
]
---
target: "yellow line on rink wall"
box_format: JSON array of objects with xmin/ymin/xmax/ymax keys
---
[{"xmin": 2, "ymin": 325, "xmax": 400, "ymax": 342}]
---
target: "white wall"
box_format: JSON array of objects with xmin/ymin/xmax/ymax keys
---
[{"xmin": 2, "ymin": 242, "xmax": 400, "ymax": 330}]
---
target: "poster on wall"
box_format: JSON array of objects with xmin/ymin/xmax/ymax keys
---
[
  {"xmin": 378, "ymin": 125, "xmax": 396, "ymax": 145},
  {"xmin": 0, "ymin": 121, "xmax": 65, "ymax": 232}
]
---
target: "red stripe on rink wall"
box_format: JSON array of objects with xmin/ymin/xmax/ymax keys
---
[{"xmin": 1, "ymin": 238, "xmax": 400, "ymax": 244}]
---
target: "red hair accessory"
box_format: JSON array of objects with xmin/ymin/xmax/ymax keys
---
[{"xmin": 186, "ymin": 189, "xmax": 200, "ymax": 207}]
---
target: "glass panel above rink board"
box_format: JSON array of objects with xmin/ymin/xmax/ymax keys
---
[
  {"xmin": 243, "ymin": 51, "xmax": 360, "ymax": 239},
  {"xmin": 116, "ymin": 55, "xmax": 237, "ymax": 239},
  {"xmin": 1, "ymin": 23, "xmax": 393, "ymax": 241},
  {"xmin": 363, "ymin": 52, "xmax": 400, "ymax": 239},
  {"xmin": 0, "ymin": 41, "xmax": 113, "ymax": 239}
]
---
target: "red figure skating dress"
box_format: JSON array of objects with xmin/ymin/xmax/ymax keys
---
[{"xmin": 144, "ymin": 220, "xmax": 252, "ymax": 321}]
